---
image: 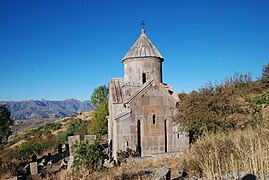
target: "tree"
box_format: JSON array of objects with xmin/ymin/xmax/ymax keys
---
[
  {"xmin": 0, "ymin": 105, "xmax": 13, "ymax": 144},
  {"xmin": 89, "ymin": 85, "xmax": 109, "ymax": 136},
  {"xmin": 91, "ymin": 85, "xmax": 108, "ymax": 108},
  {"xmin": 262, "ymin": 62, "xmax": 269, "ymax": 79},
  {"xmin": 89, "ymin": 100, "xmax": 109, "ymax": 135}
]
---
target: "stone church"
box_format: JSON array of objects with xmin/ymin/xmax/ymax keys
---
[{"xmin": 108, "ymin": 28, "xmax": 188, "ymax": 158}]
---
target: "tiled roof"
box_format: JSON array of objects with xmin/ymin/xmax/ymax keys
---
[{"xmin": 122, "ymin": 29, "xmax": 163, "ymax": 61}]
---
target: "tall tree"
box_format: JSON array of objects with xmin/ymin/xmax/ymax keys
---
[
  {"xmin": 89, "ymin": 100, "xmax": 109, "ymax": 136},
  {"xmin": 89, "ymin": 85, "xmax": 109, "ymax": 136},
  {"xmin": 262, "ymin": 62, "xmax": 269, "ymax": 79},
  {"xmin": 260, "ymin": 62, "xmax": 269, "ymax": 86},
  {"xmin": 0, "ymin": 105, "xmax": 13, "ymax": 144},
  {"xmin": 90, "ymin": 85, "xmax": 108, "ymax": 108}
]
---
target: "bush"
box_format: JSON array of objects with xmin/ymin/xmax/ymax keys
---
[
  {"xmin": 245, "ymin": 92, "xmax": 269, "ymax": 126},
  {"xmin": 73, "ymin": 141, "xmax": 103, "ymax": 171},
  {"xmin": 18, "ymin": 140, "xmax": 43, "ymax": 159},
  {"xmin": 18, "ymin": 134, "xmax": 59, "ymax": 159},
  {"xmin": 58, "ymin": 119, "xmax": 88, "ymax": 143},
  {"xmin": 174, "ymin": 73, "xmax": 252, "ymax": 141}
]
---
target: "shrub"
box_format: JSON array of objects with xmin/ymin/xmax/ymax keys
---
[
  {"xmin": 245, "ymin": 92, "xmax": 269, "ymax": 126},
  {"xmin": 18, "ymin": 140, "xmax": 43, "ymax": 159},
  {"xmin": 73, "ymin": 141, "xmax": 103, "ymax": 171},
  {"xmin": 51, "ymin": 122, "xmax": 62, "ymax": 131},
  {"xmin": 58, "ymin": 119, "xmax": 88, "ymax": 143},
  {"xmin": 174, "ymin": 73, "xmax": 252, "ymax": 141}
]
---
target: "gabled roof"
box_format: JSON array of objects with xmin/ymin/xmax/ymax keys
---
[
  {"xmin": 109, "ymin": 78, "xmax": 124, "ymax": 104},
  {"xmin": 124, "ymin": 79, "xmax": 179, "ymax": 107},
  {"xmin": 122, "ymin": 29, "xmax": 164, "ymax": 62}
]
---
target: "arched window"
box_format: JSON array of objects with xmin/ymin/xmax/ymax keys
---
[
  {"xmin": 153, "ymin": 114, "xmax": 156, "ymax": 124},
  {"xmin": 142, "ymin": 73, "xmax": 146, "ymax": 84}
]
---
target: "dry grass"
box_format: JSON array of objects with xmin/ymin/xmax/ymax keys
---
[
  {"xmin": 187, "ymin": 127, "xmax": 269, "ymax": 178},
  {"xmin": 51, "ymin": 127, "xmax": 269, "ymax": 179},
  {"xmin": 51, "ymin": 154, "xmax": 187, "ymax": 180}
]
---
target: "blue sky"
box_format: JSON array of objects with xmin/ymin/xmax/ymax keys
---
[{"xmin": 0, "ymin": 0, "xmax": 268, "ymax": 101}]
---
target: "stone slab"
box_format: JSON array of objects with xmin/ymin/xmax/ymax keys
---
[
  {"xmin": 30, "ymin": 162, "xmax": 38, "ymax": 175},
  {"xmin": 68, "ymin": 135, "xmax": 80, "ymax": 156}
]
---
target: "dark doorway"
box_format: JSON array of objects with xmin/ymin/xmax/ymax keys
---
[
  {"xmin": 164, "ymin": 119, "xmax": 167, "ymax": 153},
  {"xmin": 137, "ymin": 120, "xmax": 141, "ymax": 156},
  {"xmin": 142, "ymin": 73, "xmax": 146, "ymax": 84}
]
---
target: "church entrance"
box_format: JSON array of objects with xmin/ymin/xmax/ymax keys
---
[
  {"xmin": 164, "ymin": 119, "xmax": 167, "ymax": 153},
  {"xmin": 137, "ymin": 120, "xmax": 141, "ymax": 156}
]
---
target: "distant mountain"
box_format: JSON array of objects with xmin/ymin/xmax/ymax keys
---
[{"xmin": 0, "ymin": 99, "xmax": 94, "ymax": 120}]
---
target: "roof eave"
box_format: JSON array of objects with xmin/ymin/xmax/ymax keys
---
[{"xmin": 122, "ymin": 56, "xmax": 164, "ymax": 63}]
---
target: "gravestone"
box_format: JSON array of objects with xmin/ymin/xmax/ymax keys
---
[
  {"xmin": 58, "ymin": 144, "xmax": 62, "ymax": 154},
  {"xmin": 68, "ymin": 135, "xmax": 80, "ymax": 156},
  {"xmin": 65, "ymin": 143, "xmax": 70, "ymax": 156},
  {"xmin": 47, "ymin": 153, "xmax": 52, "ymax": 162},
  {"xmin": 30, "ymin": 162, "xmax": 38, "ymax": 175},
  {"xmin": 66, "ymin": 156, "xmax": 74, "ymax": 171},
  {"xmin": 84, "ymin": 135, "xmax": 96, "ymax": 144},
  {"xmin": 31, "ymin": 154, "xmax": 37, "ymax": 162}
]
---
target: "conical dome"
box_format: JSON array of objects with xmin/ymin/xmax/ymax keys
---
[
  {"xmin": 122, "ymin": 29, "xmax": 163, "ymax": 62},
  {"xmin": 122, "ymin": 29, "xmax": 164, "ymax": 85}
]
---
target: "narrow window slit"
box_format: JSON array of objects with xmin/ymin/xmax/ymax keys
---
[{"xmin": 153, "ymin": 114, "xmax": 156, "ymax": 124}]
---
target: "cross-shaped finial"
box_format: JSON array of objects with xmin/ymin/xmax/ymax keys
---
[{"xmin": 141, "ymin": 20, "xmax": 146, "ymax": 29}]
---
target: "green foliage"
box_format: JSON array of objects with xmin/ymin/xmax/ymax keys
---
[
  {"xmin": 262, "ymin": 62, "xmax": 269, "ymax": 79},
  {"xmin": 175, "ymin": 73, "xmax": 252, "ymax": 141},
  {"xmin": 260, "ymin": 62, "xmax": 269, "ymax": 87},
  {"xmin": 18, "ymin": 140, "xmax": 42, "ymax": 158},
  {"xmin": 58, "ymin": 118, "xmax": 88, "ymax": 143},
  {"xmin": 245, "ymin": 92, "xmax": 269, "ymax": 126},
  {"xmin": 46, "ymin": 122, "xmax": 61, "ymax": 131},
  {"xmin": 73, "ymin": 141, "xmax": 103, "ymax": 170},
  {"xmin": 89, "ymin": 100, "xmax": 109, "ymax": 136},
  {"xmin": 0, "ymin": 105, "xmax": 13, "ymax": 144},
  {"xmin": 18, "ymin": 134, "xmax": 59, "ymax": 159},
  {"xmin": 88, "ymin": 84, "xmax": 109, "ymax": 136},
  {"xmin": 91, "ymin": 85, "xmax": 108, "ymax": 108},
  {"xmin": 0, "ymin": 147, "xmax": 19, "ymax": 177}
]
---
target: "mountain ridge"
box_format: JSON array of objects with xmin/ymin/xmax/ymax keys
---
[{"xmin": 0, "ymin": 99, "xmax": 94, "ymax": 120}]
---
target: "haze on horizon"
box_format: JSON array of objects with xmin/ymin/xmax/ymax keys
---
[{"xmin": 1, "ymin": 0, "xmax": 268, "ymax": 101}]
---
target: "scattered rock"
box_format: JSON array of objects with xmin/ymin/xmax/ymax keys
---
[
  {"xmin": 173, "ymin": 169, "xmax": 188, "ymax": 180},
  {"xmin": 103, "ymin": 159, "xmax": 115, "ymax": 168},
  {"xmin": 153, "ymin": 164, "xmax": 171, "ymax": 180},
  {"xmin": 120, "ymin": 169, "xmax": 153, "ymax": 179}
]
